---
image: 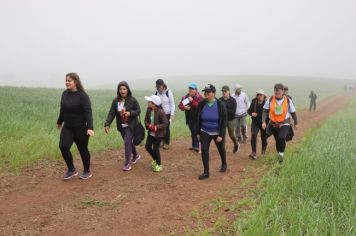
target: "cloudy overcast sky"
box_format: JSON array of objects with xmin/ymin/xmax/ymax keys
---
[{"xmin": 0, "ymin": 0, "xmax": 355, "ymax": 87}]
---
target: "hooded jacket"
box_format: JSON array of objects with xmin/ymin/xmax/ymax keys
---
[{"xmin": 104, "ymin": 81, "xmax": 141, "ymax": 132}]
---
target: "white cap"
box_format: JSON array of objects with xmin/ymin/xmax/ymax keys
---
[
  {"xmin": 145, "ymin": 95, "xmax": 161, "ymax": 106},
  {"xmin": 235, "ymin": 84, "xmax": 242, "ymax": 90},
  {"xmin": 256, "ymin": 89, "xmax": 265, "ymax": 95}
]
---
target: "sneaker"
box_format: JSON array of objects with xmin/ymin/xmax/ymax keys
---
[
  {"xmin": 237, "ymin": 137, "xmax": 242, "ymax": 142},
  {"xmin": 80, "ymin": 171, "xmax": 92, "ymax": 180},
  {"xmin": 63, "ymin": 170, "xmax": 78, "ymax": 180},
  {"xmin": 131, "ymin": 154, "xmax": 141, "ymax": 165},
  {"xmin": 262, "ymin": 147, "xmax": 267, "ymax": 155},
  {"xmin": 162, "ymin": 144, "xmax": 170, "ymax": 150},
  {"xmin": 153, "ymin": 164, "xmax": 163, "ymax": 172},
  {"xmin": 233, "ymin": 143, "xmax": 240, "ymax": 153},
  {"xmin": 122, "ymin": 164, "xmax": 132, "ymax": 171},
  {"xmin": 151, "ymin": 160, "xmax": 157, "ymax": 170},
  {"xmin": 198, "ymin": 173, "xmax": 209, "ymax": 180},
  {"xmin": 278, "ymin": 152, "xmax": 284, "ymax": 163},
  {"xmin": 242, "ymin": 137, "xmax": 247, "ymax": 143},
  {"xmin": 220, "ymin": 164, "xmax": 227, "ymax": 173},
  {"xmin": 249, "ymin": 152, "xmax": 257, "ymax": 160}
]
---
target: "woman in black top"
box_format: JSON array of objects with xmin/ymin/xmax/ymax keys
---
[
  {"xmin": 247, "ymin": 89, "xmax": 267, "ymax": 160},
  {"xmin": 57, "ymin": 73, "xmax": 94, "ymax": 180},
  {"xmin": 104, "ymin": 81, "xmax": 141, "ymax": 171}
]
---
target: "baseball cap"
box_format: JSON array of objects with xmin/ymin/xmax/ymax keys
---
[
  {"xmin": 188, "ymin": 83, "xmax": 197, "ymax": 89},
  {"xmin": 221, "ymin": 85, "xmax": 230, "ymax": 91},
  {"xmin": 235, "ymin": 84, "xmax": 242, "ymax": 90},
  {"xmin": 145, "ymin": 95, "xmax": 162, "ymax": 106},
  {"xmin": 202, "ymin": 84, "xmax": 216, "ymax": 93},
  {"xmin": 256, "ymin": 89, "xmax": 265, "ymax": 95}
]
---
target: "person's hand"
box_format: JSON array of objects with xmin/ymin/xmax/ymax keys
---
[
  {"xmin": 216, "ymin": 136, "xmax": 223, "ymax": 143},
  {"xmin": 104, "ymin": 126, "xmax": 110, "ymax": 134},
  {"xmin": 184, "ymin": 105, "xmax": 191, "ymax": 111},
  {"xmin": 196, "ymin": 134, "xmax": 200, "ymax": 141},
  {"xmin": 252, "ymin": 112, "xmax": 258, "ymax": 117},
  {"xmin": 87, "ymin": 129, "xmax": 95, "ymax": 137},
  {"xmin": 56, "ymin": 124, "xmax": 62, "ymax": 130},
  {"xmin": 123, "ymin": 111, "xmax": 130, "ymax": 118},
  {"xmin": 188, "ymin": 96, "xmax": 193, "ymax": 102},
  {"xmin": 294, "ymin": 124, "xmax": 299, "ymax": 130},
  {"xmin": 262, "ymin": 122, "xmax": 267, "ymax": 130},
  {"xmin": 170, "ymin": 115, "xmax": 174, "ymax": 122}
]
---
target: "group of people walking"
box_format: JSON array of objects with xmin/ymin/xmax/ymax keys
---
[{"xmin": 57, "ymin": 73, "xmax": 300, "ymax": 181}]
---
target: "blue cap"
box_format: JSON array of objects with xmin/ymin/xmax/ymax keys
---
[{"xmin": 188, "ymin": 83, "xmax": 197, "ymax": 89}]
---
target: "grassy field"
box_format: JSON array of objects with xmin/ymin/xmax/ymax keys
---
[
  {"xmin": 0, "ymin": 77, "xmax": 350, "ymax": 170},
  {"xmin": 231, "ymin": 97, "xmax": 356, "ymax": 235}
]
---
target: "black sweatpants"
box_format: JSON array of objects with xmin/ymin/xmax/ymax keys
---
[
  {"xmin": 200, "ymin": 131, "xmax": 227, "ymax": 174},
  {"xmin": 251, "ymin": 123, "xmax": 267, "ymax": 153},
  {"xmin": 270, "ymin": 125, "xmax": 290, "ymax": 153},
  {"xmin": 309, "ymin": 101, "xmax": 316, "ymax": 112},
  {"xmin": 59, "ymin": 125, "xmax": 91, "ymax": 172},
  {"xmin": 145, "ymin": 135, "xmax": 163, "ymax": 165}
]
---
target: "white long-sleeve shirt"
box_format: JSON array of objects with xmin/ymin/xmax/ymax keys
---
[
  {"xmin": 232, "ymin": 92, "xmax": 250, "ymax": 116},
  {"xmin": 156, "ymin": 88, "xmax": 175, "ymax": 116}
]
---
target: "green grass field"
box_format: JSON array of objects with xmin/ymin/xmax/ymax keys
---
[
  {"xmin": 0, "ymin": 77, "xmax": 350, "ymax": 170},
  {"xmin": 232, "ymin": 97, "xmax": 356, "ymax": 235}
]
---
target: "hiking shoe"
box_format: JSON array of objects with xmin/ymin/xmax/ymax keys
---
[
  {"xmin": 63, "ymin": 170, "xmax": 78, "ymax": 180},
  {"xmin": 220, "ymin": 164, "xmax": 227, "ymax": 173},
  {"xmin": 122, "ymin": 164, "xmax": 132, "ymax": 171},
  {"xmin": 242, "ymin": 137, "xmax": 247, "ymax": 143},
  {"xmin": 237, "ymin": 137, "xmax": 242, "ymax": 142},
  {"xmin": 151, "ymin": 160, "xmax": 157, "ymax": 170},
  {"xmin": 278, "ymin": 152, "xmax": 284, "ymax": 163},
  {"xmin": 80, "ymin": 171, "xmax": 92, "ymax": 180},
  {"xmin": 198, "ymin": 173, "xmax": 209, "ymax": 180},
  {"xmin": 233, "ymin": 143, "xmax": 240, "ymax": 153},
  {"xmin": 162, "ymin": 144, "xmax": 170, "ymax": 150},
  {"xmin": 153, "ymin": 164, "xmax": 163, "ymax": 172},
  {"xmin": 130, "ymin": 154, "xmax": 141, "ymax": 165},
  {"xmin": 249, "ymin": 152, "xmax": 257, "ymax": 160},
  {"xmin": 262, "ymin": 147, "xmax": 267, "ymax": 155}
]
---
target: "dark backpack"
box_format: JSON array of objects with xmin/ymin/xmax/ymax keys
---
[{"xmin": 133, "ymin": 116, "xmax": 145, "ymax": 145}]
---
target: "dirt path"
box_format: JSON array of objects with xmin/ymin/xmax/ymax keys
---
[{"xmin": 0, "ymin": 94, "xmax": 351, "ymax": 236}]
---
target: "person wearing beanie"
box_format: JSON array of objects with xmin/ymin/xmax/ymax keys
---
[
  {"xmin": 197, "ymin": 84, "xmax": 228, "ymax": 180},
  {"xmin": 178, "ymin": 83, "xmax": 203, "ymax": 152},
  {"xmin": 144, "ymin": 95, "xmax": 168, "ymax": 172},
  {"xmin": 57, "ymin": 72, "xmax": 94, "ymax": 180},
  {"xmin": 155, "ymin": 79, "xmax": 175, "ymax": 150},
  {"xmin": 247, "ymin": 89, "xmax": 268, "ymax": 160},
  {"xmin": 262, "ymin": 83, "xmax": 299, "ymax": 163},
  {"xmin": 104, "ymin": 81, "xmax": 142, "ymax": 171},
  {"xmin": 219, "ymin": 85, "xmax": 240, "ymax": 153},
  {"xmin": 232, "ymin": 84, "xmax": 250, "ymax": 143}
]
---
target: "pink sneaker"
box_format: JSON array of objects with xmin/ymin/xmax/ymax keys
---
[
  {"xmin": 130, "ymin": 154, "xmax": 141, "ymax": 165},
  {"xmin": 122, "ymin": 164, "xmax": 132, "ymax": 171}
]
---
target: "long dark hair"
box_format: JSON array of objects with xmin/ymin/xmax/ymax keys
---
[{"xmin": 66, "ymin": 72, "xmax": 85, "ymax": 92}]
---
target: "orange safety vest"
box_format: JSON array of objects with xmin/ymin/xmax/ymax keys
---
[{"xmin": 269, "ymin": 96, "xmax": 288, "ymax": 123}]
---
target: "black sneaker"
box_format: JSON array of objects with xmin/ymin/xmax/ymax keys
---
[
  {"xmin": 233, "ymin": 143, "xmax": 240, "ymax": 153},
  {"xmin": 63, "ymin": 170, "xmax": 78, "ymax": 180},
  {"xmin": 220, "ymin": 164, "xmax": 227, "ymax": 172},
  {"xmin": 79, "ymin": 171, "xmax": 92, "ymax": 180},
  {"xmin": 198, "ymin": 173, "xmax": 209, "ymax": 180}
]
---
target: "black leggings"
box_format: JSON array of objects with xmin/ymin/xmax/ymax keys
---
[
  {"xmin": 163, "ymin": 114, "xmax": 171, "ymax": 145},
  {"xmin": 59, "ymin": 125, "xmax": 91, "ymax": 172},
  {"xmin": 145, "ymin": 135, "xmax": 162, "ymax": 165},
  {"xmin": 270, "ymin": 125, "xmax": 290, "ymax": 153},
  {"xmin": 251, "ymin": 123, "xmax": 267, "ymax": 152},
  {"xmin": 200, "ymin": 131, "xmax": 227, "ymax": 174}
]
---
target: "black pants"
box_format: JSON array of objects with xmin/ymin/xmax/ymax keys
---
[
  {"xmin": 309, "ymin": 101, "xmax": 316, "ymax": 112},
  {"xmin": 145, "ymin": 135, "xmax": 162, "ymax": 165},
  {"xmin": 270, "ymin": 125, "xmax": 290, "ymax": 153},
  {"xmin": 251, "ymin": 123, "xmax": 267, "ymax": 153},
  {"xmin": 200, "ymin": 131, "xmax": 227, "ymax": 174},
  {"xmin": 59, "ymin": 125, "xmax": 91, "ymax": 172},
  {"xmin": 188, "ymin": 119, "xmax": 199, "ymax": 149},
  {"xmin": 163, "ymin": 114, "xmax": 171, "ymax": 145}
]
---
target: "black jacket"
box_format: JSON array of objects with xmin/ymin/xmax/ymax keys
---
[
  {"xmin": 57, "ymin": 90, "xmax": 93, "ymax": 129},
  {"xmin": 144, "ymin": 107, "xmax": 168, "ymax": 138},
  {"xmin": 219, "ymin": 96, "xmax": 237, "ymax": 121},
  {"xmin": 197, "ymin": 98, "xmax": 227, "ymax": 137},
  {"xmin": 104, "ymin": 96, "xmax": 141, "ymax": 132},
  {"xmin": 248, "ymin": 98, "xmax": 267, "ymax": 125}
]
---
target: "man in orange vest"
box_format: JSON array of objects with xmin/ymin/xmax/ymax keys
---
[{"xmin": 262, "ymin": 83, "xmax": 299, "ymax": 162}]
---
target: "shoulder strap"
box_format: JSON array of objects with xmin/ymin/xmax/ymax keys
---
[{"xmin": 166, "ymin": 89, "xmax": 169, "ymax": 98}]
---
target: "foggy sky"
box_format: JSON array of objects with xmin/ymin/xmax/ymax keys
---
[{"xmin": 0, "ymin": 0, "xmax": 355, "ymax": 87}]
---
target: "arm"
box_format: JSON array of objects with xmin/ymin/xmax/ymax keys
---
[
  {"xmin": 129, "ymin": 97, "xmax": 141, "ymax": 117},
  {"xmin": 82, "ymin": 93, "xmax": 94, "ymax": 130},
  {"xmin": 57, "ymin": 94, "xmax": 64, "ymax": 126},
  {"xmin": 156, "ymin": 109, "xmax": 169, "ymax": 131},
  {"xmin": 247, "ymin": 100, "xmax": 254, "ymax": 116},
  {"xmin": 291, "ymin": 112, "xmax": 298, "ymax": 126},
  {"xmin": 168, "ymin": 90, "xmax": 175, "ymax": 116},
  {"xmin": 144, "ymin": 109, "xmax": 150, "ymax": 129},
  {"xmin": 219, "ymin": 101, "xmax": 228, "ymax": 138},
  {"xmin": 178, "ymin": 95, "xmax": 187, "ymax": 111},
  {"xmin": 190, "ymin": 95, "xmax": 200, "ymax": 109},
  {"xmin": 104, "ymin": 99, "xmax": 117, "ymax": 127},
  {"xmin": 262, "ymin": 109, "xmax": 269, "ymax": 124}
]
